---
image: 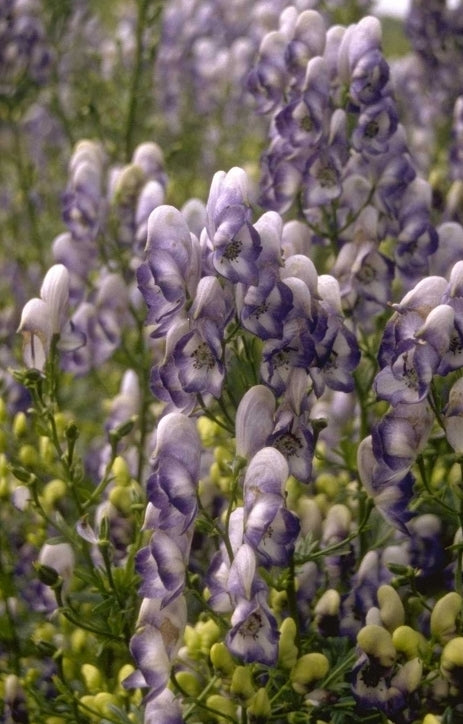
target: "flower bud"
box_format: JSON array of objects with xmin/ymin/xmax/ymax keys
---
[
  {"xmin": 109, "ymin": 485, "xmax": 132, "ymax": 514},
  {"xmin": 392, "ymin": 625, "xmax": 427, "ymax": 660},
  {"xmin": 111, "ymin": 456, "xmax": 131, "ymax": 487},
  {"xmin": 440, "ymin": 636, "xmax": 463, "ymax": 686},
  {"xmin": 422, "ymin": 716, "xmax": 442, "ymax": 724},
  {"xmin": 356, "ymin": 625, "xmax": 396, "ymax": 667},
  {"xmin": 13, "ymin": 412, "xmax": 28, "ymax": 439},
  {"xmin": 278, "ymin": 617, "xmax": 298, "ymax": 670},
  {"xmin": 210, "ymin": 642, "xmax": 235, "ymax": 676},
  {"xmin": 430, "ymin": 592, "xmax": 462, "ymax": 643},
  {"xmin": 377, "ymin": 584, "xmax": 405, "ymax": 632},
  {"xmin": 81, "ymin": 663, "xmax": 102, "ymax": 694},
  {"xmin": 246, "ymin": 687, "xmax": 271, "ymax": 723},
  {"xmin": 391, "ymin": 657, "xmax": 422, "ymax": 693},
  {"xmin": 206, "ymin": 694, "xmax": 236, "ymax": 723},
  {"xmin": 230, "ymin": 666, "xmax": 255, "ymax": 701},
  {"xmin": 174, "ymin": 670, "xmax": 202, "ymax": 698},
  {"xmin": 197, "ymin": 619, "xmax": 221, "ymax": 655},
  {"xmin": 42, "ymin": 479, "xmax": 67, "ymax": 511},
  {"xmin": 291, "ymin": 653, "xmax": 330, "ymax": 694}
]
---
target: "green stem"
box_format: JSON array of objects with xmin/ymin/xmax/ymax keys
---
[{"xmin": 124, "ymin": 0, "xmax": 163, "ymax": 159}]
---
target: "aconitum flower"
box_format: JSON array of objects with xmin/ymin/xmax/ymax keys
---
[
  {"xmin": 226, "ymin": 590, "xmax": 280, "ymax": 665},
  {"xmin": 18, "ymin": 264, "xmax": 70, "ymax": 370},
  {"xmin": 62, "ymin": 140, "xmax": 106, "ymax": 244},
  {"xmin": 357, "ymin": 401, "xmax": 434, "ymax": 532},
  {"xmin": 242, "ymin": 447, "xmax": 300, "ymax": 565},
  {"xmin": 127, "ymin": 414, "xmax": 200, "ymax": 703},
  {"xmin": 352, "ymin": 647, "xmax": 422, "ymax": 719},
  {"xmin": 150, "ymin": 275, "xmax": 230, "ymax": 408},
  {"xmin": 206, "ymin": 167, "xmax": 262, "ymax": 285}
]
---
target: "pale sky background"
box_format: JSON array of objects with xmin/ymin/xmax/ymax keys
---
[{"xmin": 373, "ymin": 0, "xmax": 459, "ymax": 17}]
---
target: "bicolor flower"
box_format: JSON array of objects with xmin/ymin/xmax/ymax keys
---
[
  {"xmin": 226, "ymin": 590, "xmax": 280, "ymax": 665},
  {"xmin": 18, "ymin": 264, "xmax": 71, "ymax": 370}
]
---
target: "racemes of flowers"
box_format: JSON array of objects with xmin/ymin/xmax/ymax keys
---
[{"xmin": 5, "ymin": 3, "xmax": 463, "ymax": 724}]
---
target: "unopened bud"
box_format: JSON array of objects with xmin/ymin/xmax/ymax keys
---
[
  {"xmin": 81, "ymin": 664, "xmax": 103, "ymax": 694},
  {"xmin": 230, "ymin": 666, "xmax": 255, "ymax": 702},
  {"xmin": 430, "ymin": 592, "xmax": 462, "ymax": 644},
  {"xmin": 246, "ymin": 687, "xmax": 271, "ymax": 723},
  {"xmin": 210, "ymin": 642, "xmax": 235, "ymax": 676},
  {"xmin": 377, "ymin": 584, "xmax": 405, "ymax": 632},
  {"xmin": 278, "ymin": 617, "xmax": 298, "ymax": 670},
  {"xmin": 175, "ymin": 670, "xmax": 202, "ymax": 698},
  {"xmin": 440, "ymin": 636, "xmax": 463, "ymax": 686},
  {"xmin": 291, "ymin": 653, "xmax": 329, "ymax": 694},
  {"xmin": 357, "ymin": 625, "xmax": 396, "ymax": 667},
  {"xmin": 391, "ymin": 657, "xmax": 422, "ymax": 693},
  {"xmin": 206, "ymin": 694, "xmax": 236, "ymax": 722},
  {"xmin": 111, "ymin": 456, "xmax": 131, "ymax": 487},
  {"xmin": 392, "ymin": 625, "xmax": 427, "ymax": 660}
]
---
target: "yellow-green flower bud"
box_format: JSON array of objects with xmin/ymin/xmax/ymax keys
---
[
  {"xmin": 291, "ymin": 653, "xmax": 330, "ymax": 694},
  {"xmin": 422, "ymin": 715, "xmax": 442, "ymax": 724},
  {"xmin": 246, "ymin": 687, "xmax": 271, "ymax": 723},
  {"xmin": 210, "ymin": 642, "xmax": 235, "ymax": 676},
  {"xmin": 42, "ymin": 479, "xmax": 67, "ymax": 511},
  {"xmin": 392, "ymin": 625, "xmax": 427, "ymax": 660},
  {"xmin": 93, "ymin": 692, "xmax": 118, "ymax": 716},
  {"xmin": 392, "ymin": 658, "xmax": 422, "ymax": 694},
  {"xmin": 109, "ymin": 485, "xmax": 132, "ymax": 514},
  {"xmin": 269, "ymin": 588, "xmax": 287, "ymax": 614},
  {"xmin": 377, "ymin": 584, "xmax": 405, "ymax": 632},
  {"xmin": 183, "ymin": 624, "xmax": 202, "ymax": 658},
  {"xmin": 13, "ymin": 412, "xmax": 28, "ymax": 438},
  {"xmin": 81, "ymin": 664, "xmax": 102, "ymax": 694},
  {"xmin": 356, "ymin": 625, "xmax": 396, "ymax": 667},
  {"xmin": 39, "ymin": 436, "xmax": 54, "ymax": 464},
  {"xmin": 174, "ymin": 671, "xmax": 202, "ymax": 698},
  {"xmin": 315, "ymin": 589, "xmax": 341, "ymax": 619},
  {"xmin": 230, "ymin": 665, "xmax": 255, "ymax": 702},
  {"xmin": 197, "ymin": 618, "xmax": 221, "ymax": 655},
  {"xmin": 430, "ymin": 592, "xmax": 462, "ymax": 643},
  {"xmin": 111, "ymin": 456, "xmax": 131, "ymax": 487},
  {"xmin": 278, "ymin": 617, "xmax": 298, "ymax": 670},
  {"xmin": 46, "ymin": 718, "xmax": 66, "ymax": 724},
  {"xmin": 18, "ymin": 443, "xmax": 38, "ymax": 467},
  {"xmin": 214, "ymin": 445, "xmax": 233, "ymax": 469},
  {"xmin": 197, "ymin": 416, "xmax": 221, "ymax": 447},
  {"xmin": 440, "ymin": 636, "xmax": 463, "ymax": 685},
  {"xmin": 206, "ymin": 694, "xmax": 236, "ymax": 723},
  {"xmin": 315, "ymin": 472, "xmax": 339, "ymax": 499},
  {"xmin": 71, "ymin": 628, "xmax": 88, "ymax": 653}
]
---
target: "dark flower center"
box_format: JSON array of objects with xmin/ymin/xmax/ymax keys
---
[
  {"xmin": 191, "ymin": 342, "xmax": 215, "ymax": 370},
  {"xmin": 240, "ymin": 611, "xmax": 264, "ymax": 640},
  {"xmin": 274, "ymin": 432, "xmax": 303, "ymax": 457},
  {"xmin": 317, "ymin": 166, "xmax": 337, "ymax": 188},
  {"xmin": 360, "ymin": 662, "xmax": 385, "ymax": 688},
  {"xmin": 364, "ymin": 120, "xmax": 380, "ymax": 139},
  {"xmin": 222, "ymin": 239, "xmax": 243, "ymax": 262}
]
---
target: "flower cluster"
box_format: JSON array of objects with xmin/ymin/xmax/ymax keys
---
[{"xmin": 4, "ymin": 2, "xmax": 463, "ymax": 724}]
